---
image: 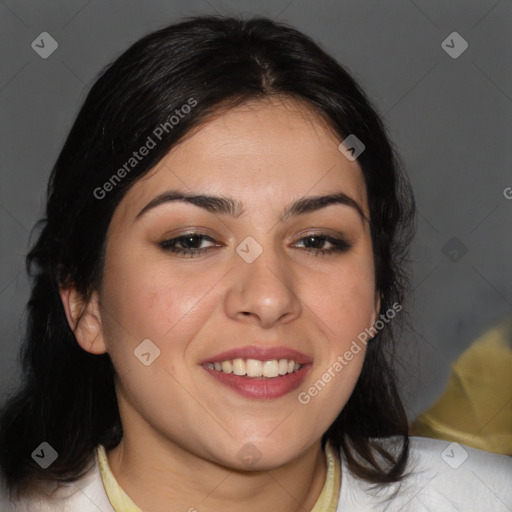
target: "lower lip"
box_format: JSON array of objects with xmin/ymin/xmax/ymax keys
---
[{"xmin": 203, "ymin": 364, "xmax": 312, "ymax": 399}]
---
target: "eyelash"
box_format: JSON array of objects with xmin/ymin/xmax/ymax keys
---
[{"xmin": 159, "ymin": 233, "xmax": 352, "ymax": 258}]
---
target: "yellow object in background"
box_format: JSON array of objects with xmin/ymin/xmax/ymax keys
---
[{"xmin": 411, "ymin": 315, "xmax": 512, "ymax": 455}]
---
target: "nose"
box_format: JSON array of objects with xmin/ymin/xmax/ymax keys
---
[{"xmin": 224, "ymin": 241, "xmax": 302, "ymax": 328}]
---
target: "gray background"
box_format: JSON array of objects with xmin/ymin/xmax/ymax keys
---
[{"xmin": 1, "ymin": 0, "xmax": 511, "ymax": 423}]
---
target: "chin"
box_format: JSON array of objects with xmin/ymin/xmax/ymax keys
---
[{"xmin": 215, "ymin": 435, "xmax": 313, "ymax": 472}]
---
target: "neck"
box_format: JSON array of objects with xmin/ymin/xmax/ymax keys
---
[{"xmin": 106, "ymin": 430, "xmax": 327, "ymax": 512}]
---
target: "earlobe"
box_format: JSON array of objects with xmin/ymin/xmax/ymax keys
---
[{"xmin": 59, "ymin": 287, "xmax": 107, "ymax": 355}]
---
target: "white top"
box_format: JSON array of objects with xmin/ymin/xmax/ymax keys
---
[
  {"xmin": 1, "ymin": 436, "xmax": 510, "ymax": 511},
  {"xmin": 338, "ymin": 436, "xmax": 512, "ymax": 511}
]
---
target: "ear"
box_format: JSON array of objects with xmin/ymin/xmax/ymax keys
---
[
  {"xmin": 370, "ymin": 291, "xmax": 382, "ymax": 329},
  {"xmin": 59, "ymin": 286, "xmax": 107, "ymax": 355}
]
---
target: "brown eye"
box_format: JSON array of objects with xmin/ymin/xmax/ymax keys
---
[
  {"xmin": 159, "ymin": 233, "xmax": 219, "ymax": 257},
  {"xmin": 294, "ymin": 234, "xmax": 352, "ymax": 256}
]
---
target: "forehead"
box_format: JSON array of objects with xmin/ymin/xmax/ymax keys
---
[{"xmin": 114, "ymin": 96, "xmax": 368, "ymax": 224}]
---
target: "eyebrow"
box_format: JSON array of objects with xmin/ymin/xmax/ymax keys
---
[{"xmin": 135, "ymin": 189, "xmax": 369, "ymax": 223}]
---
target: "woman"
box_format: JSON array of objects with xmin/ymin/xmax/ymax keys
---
[{"xmin": 0, "ymin": 15, "xmax": 510, "ymax": 511}]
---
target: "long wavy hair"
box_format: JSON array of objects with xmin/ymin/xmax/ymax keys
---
[{"xmin": 0, "ymin": 14, "xmax": 415, "ymax": 500}]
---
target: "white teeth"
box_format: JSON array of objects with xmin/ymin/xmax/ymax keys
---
[
  {"xmin": 246, "ymin": 359, "xmax": 263, "ymax": 377},
  {"xmin": 221, "ymin": 361, "xmax": 233, "ymax": 374},
  {"xmin": 262, "ymin": 360, "xmax": 279, "ymax": 378},
  {"xmin": 232, "ymin": 358, "xmax": 246, "ymax": 376},
  {"xmin": 208, "ymin": 358, "xmax": 303, "ymax": 378}
]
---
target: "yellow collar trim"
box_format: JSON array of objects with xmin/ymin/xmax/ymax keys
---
[
  {"xmin": 311, "ymin": 441, "xmax": 341, "ymax": 512},
  {"xmin": 97, "ymin": 442, "xmax": 340, "ymax": 511},
  {"xmin": 97, "ymin": 445, "xmax": 140, "ymax": 511}
]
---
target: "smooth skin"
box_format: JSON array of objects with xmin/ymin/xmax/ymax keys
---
[{"xmin": 61, "ymin": 96, "xmax": 380, "ymax": 512}]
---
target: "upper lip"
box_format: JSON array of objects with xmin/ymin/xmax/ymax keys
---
[{"xmin": 200, "ymin": 345, "xmax": 312, "ymax": 365}]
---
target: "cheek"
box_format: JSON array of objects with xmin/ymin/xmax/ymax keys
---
[
  {"xmin": 101, "ymin": 250, "xmax": 190, "ymax": 337},
  {"xmin": 308, "ymin": 257, "xmax": 376, "ymax": 417},
  {"xmin": 100, "ymin": 250, "xmax": 223, "ymax": 372},
  {"xmin": 102, "ymin": 270, "xmax": 173, "ymax": 337},
  {"xmin": 306, "ymin": 258, "xmax": 377, "ymax": 345}
]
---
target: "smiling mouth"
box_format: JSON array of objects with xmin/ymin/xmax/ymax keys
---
[
  {"xmin": 202, "ymin": 359, "xmax": 312, "ymax": 399},
  {"xmin": 205, "ymin": 358, "xmax": 303, "ymax": 379}
]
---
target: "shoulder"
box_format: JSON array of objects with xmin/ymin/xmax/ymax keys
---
[
  {"xmin": 0, "ymin": 448, "xmax": 115, "ymax": 512},
  {"xmin": 337, "ymin": 436, "xmax": 512, "ymax": 512}
]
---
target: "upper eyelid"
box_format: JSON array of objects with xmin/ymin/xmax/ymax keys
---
[{"xmin": 163, "ymin": 231, "xmax": 350, "ymax": 246}]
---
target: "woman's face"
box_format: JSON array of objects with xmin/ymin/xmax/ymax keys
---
[{"xmin": 94, "ymin": 96, "xmax": 379, "ymax": 469}]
